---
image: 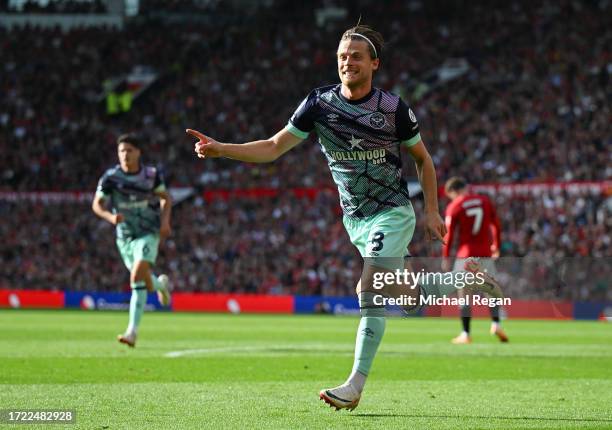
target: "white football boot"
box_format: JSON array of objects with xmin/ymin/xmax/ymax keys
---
[
  {"xmin": 319, "ymin": 384, "xmax": 361, "ymax": 411},
  {"xmin": 156, "ymin": 274, "xmax": 172, "ymax": 306},
  {"xmin": 117, "ymin": 332, "xmax": 137, "ymax": 348}
]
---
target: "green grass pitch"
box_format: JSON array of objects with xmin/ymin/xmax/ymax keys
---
[{"xmin": 1, "ymin": 310, "xmax": 611, "ymax": 429}]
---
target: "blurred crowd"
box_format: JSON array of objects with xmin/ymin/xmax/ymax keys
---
[
  {"xmin": 0, "ymin": 0, "xmax": 107, "ymax": 14},
  {"xmin": 138, "ymin": 0, "xmax": 228, "ymax": 15},
  {"xmin": 1, "ymin": 188, "xmax": 609, "ymax": 299},
  {"xmin": 1, "ymin": 0, "xmax": 609, "ymax": 191},
  {"xmin": 0, "ymin": 193, "xmax": 357, "ymax": 296},
  {"xmin": 0, "ymin": 0, "xmax": 609, "ymax": 298}
]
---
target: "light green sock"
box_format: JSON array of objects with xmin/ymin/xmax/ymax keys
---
[
  {"xmin": 352, "ymin": 317, "xmax": 386, "ymax": 376},
  {"xmin": 150, "ymin": 273, "xmax": 162, "ymax": 291},
  {"xmin": 352, "ymin": 292, "xmax": 386, "ymax": 376},
  {"xmin": 126, "ymin": 284, "xmax": 147, "ymax": 335}
]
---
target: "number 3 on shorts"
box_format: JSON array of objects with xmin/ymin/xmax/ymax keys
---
[{"xmin": 371, "ymin": 231, "xmax": 385, "ymax": 252}]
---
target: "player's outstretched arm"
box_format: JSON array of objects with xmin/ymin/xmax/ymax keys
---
[
  {"xmin": 156, "ymin": 190, "xmax": 172, "ymax": 240},
  {"xmin": 186, "ymin": 128, "xmax": 304, "ymax": 163},
  {"xmin": 406, "ymin": 140, "xmax": 447, "ymax": 243},
  {"xmin": 91, "ymin": 194, "xmax": 123, "ymax": 225}
]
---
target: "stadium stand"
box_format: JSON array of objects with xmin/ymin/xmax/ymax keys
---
[{"xmin": 0, "ymin": 0, "xmax": 609, "ymax": 297}]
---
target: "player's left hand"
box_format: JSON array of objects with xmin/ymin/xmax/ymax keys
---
[
  {"xmin": 424, "ymin": 212, "xmax": 447, "ymax": 244},
  {"xmin": 160, "ymin": 222, "xmax": 172, "ymax": 241}
]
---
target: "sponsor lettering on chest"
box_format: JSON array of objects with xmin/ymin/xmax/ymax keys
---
[{"xmin": 329, "ymin": 148, "xmax": 387, "ymax": 164}]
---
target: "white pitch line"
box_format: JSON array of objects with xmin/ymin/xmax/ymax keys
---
[
  {"xmin": 164, "ymin": 346, "xmax": 268, "ymax": 358},
  {"xmin": 164, "ymin": 343, "xmax": 355, "ymax": 358},
  {"xmin": 165, "ymin": 343, "xmax": 612, "ymax": 359}
]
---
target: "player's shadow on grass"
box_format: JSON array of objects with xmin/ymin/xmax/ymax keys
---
[{"xmin": 352, "ymin": 413, "xmax": 612, "ymax": 423}]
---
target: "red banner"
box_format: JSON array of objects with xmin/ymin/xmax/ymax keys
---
[
  {"xmin": 2, "ymin": 182, "xmax": 609, "ymax": 203},
  {"xmin": 0, "ymin": 290, "xmax": 64, "ymax": 309},
  {"xmin": 424, "ymin": 299, "xmax": 574, "ymax": 320},
  {"xmin": 202, "ymin": 187, "xmax": 336, "ymax": 202},
  {"xmin": 469, "ymin": 181, "xmax": 612, "ymax": 197},
  {"xmin": 172, "ymin": 293, "xmax": 294, "ymax": 314}
]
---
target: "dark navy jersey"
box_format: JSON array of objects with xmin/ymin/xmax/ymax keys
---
[
  {"xmin": 287, "ymin": 84, "xmax": 421, "ymax": 218},
  {"xmin": 95, "ymin": 164, "xmax": 166, "ymax": 239}
]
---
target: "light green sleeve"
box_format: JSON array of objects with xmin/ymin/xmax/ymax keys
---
[
  {"xmin": 286, "ymin": 123, "xmax": 310, "ymax": 140},
  {"xmin": 401, "ymin": 132, "xmax": 422, "ymax": 148}
]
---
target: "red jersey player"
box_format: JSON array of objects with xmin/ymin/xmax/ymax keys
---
[{"xmin": 443, "ymin": 177, "xmax": 509, "ymax": 344}]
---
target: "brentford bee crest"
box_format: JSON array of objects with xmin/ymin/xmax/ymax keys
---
[{"xmin": 369, "ymin": 112, "xmax": 386, "ymax": 129}]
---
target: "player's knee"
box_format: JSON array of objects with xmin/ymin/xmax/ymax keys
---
[
  {"xmin": 129, "ymin": 270, "xmax": 139, "ymax": 284},
  {"xmin": 131, "ymin": 260, "xmax": 150, "ymax": 283}
]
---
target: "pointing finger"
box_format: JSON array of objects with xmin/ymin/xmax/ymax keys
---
[{"xmin": 186, "ymin": 128, "xmax": 207, "ymax": 142}]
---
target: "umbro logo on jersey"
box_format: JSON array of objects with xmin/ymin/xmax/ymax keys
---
[
  {"xmin": 369, "ymin": 112, "xmax": 386, "ymax": 129},
  {"xmin": 327, "ymin": 113, "xmax": 339, "ymax": 122}
]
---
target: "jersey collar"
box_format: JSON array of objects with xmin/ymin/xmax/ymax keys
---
[
  {"xmin": 337, "ymin": 85, "xmax": 376, "ymax": 105},
  {"xmin": 120, "ymin": 164, "xmax": 143, "ymax": 176}
]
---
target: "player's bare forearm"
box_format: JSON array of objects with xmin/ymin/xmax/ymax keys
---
[
  {"xmin": 416, "ymin": 155, "xmax": 439, "ymax": 214},
  {"xmin": 493, "ymin": 220, "xmax": 502, "ymax": 251},
  {"xmin": 188, "ymin": 128, "xmax": 303, "ymax": 163},
  {"xmin": 91, "ymin": 196, "xmax": 122, "ymax": 225},
  {"xmin": 407, "ymin": 141, "xmax": 440, "ymax": 214},
  {"xmin": 156, "ymin": 190, "xmax": 172, "ymax": 239},
  {"xmin": 159, "ymin": 193, "xmax": 172, "ymax": 227},
  {"xmin": 407, "ymin": 140, "xmax": 447, "ymax": 242},
  {"xmin": 219, "ymin": 139, "xmax": 283, "ymax": 163},
  {"xmin": 91, "ymin": 196, "xmax": 112, "ymax": 223},
  {"xmin": 92, "ymin": 205, "xmax": 114, "ymax": 224}
]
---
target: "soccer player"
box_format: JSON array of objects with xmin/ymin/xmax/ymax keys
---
[
  {"xmin": 443, "ymin": 177, "xmax": 509, "ymax": 344},
  {"xmin": 92, "ymin": 133, "xmax": 172, "ymax": 348},
  {"xmin": 187, "ymin": 25, "xmax": 501, "ymax": 410}
]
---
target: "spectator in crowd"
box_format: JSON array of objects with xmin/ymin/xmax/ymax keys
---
[
  {"xmin": 1, "ymin": 189, "xmax": 609, "ymax": 298},
  {"xmin": 3, "ymin": 0, "xmax": 106, "ymax": 14},
  {"xmin": 0, "ymin": 0, "xmax": 609, "ymax": 297},
  {"xmin": 1, "ymin": 0, "xmax": 609, "ymax": 191}
]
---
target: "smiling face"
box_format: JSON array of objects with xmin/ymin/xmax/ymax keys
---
[{"xmin": 337, "ymin": 38, "xmax": 379, "ymax": 91}]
